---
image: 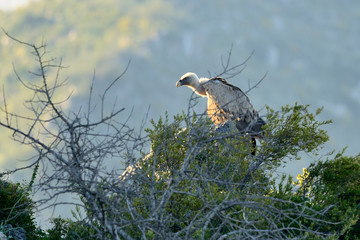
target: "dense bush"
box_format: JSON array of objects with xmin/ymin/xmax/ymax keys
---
[
  {"xmin": 1, "ymin": 106, "xmax": 359, "ymax": 239},
  {"xmin": 44, "ymin": 217, "xmax": 100, "ymax": 240},
  {"xmin": 110, "ymin": 107, "xmax": 360, "ymax": 239},
  {"xmin": 296, "ymin": 154, "xmax": 360, "ymax": 239},
  {"xmin": 0, "ymin": 179, "xmax": 42, "ymax": 240}
]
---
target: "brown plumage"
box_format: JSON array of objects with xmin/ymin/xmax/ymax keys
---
[{"xmin": 176, "ymin": 72, "xmax": 265, "ymax": 154}]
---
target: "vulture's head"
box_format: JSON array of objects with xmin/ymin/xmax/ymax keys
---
[
  {"xmin": 176, "ymin": 72, "xmax": 207, "ymax": 97},
  {"xmin": 176, "ymin": 72, "xmax": 199, "ymax": 88}
]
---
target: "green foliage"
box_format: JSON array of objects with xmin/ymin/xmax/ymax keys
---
[
  {"xmin": 0, "ymin": 179, "xmax": 41, "ymax": 240},
  {"xmin": 296, "ymin": 154, "xmax": 360, "ymax": 239},
  {"xmin": 114, "ymin": 104, "xmax": 345, "ymax": 238},
  {"xmin": 262, "ymin": 103, "xmax": 331, "ymax": 164},
  {"xmin": 45, "ymin": 217, "xmax": 99, "ymax": 240},
  {"xmin": 117, "ymin": 112, "xmax": 271, "ymax": 238},
  {"xmin": 2, "ymin": 103, "xmax": 359, "ymax": 239}
]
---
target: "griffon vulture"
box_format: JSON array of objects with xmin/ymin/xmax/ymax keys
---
[{"xmin": 176, "ymin": 72, "xmax": 265, "ymax": 154}]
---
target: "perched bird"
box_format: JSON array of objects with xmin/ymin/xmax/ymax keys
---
[{"xmin": 176, "ymin": 72, "xmax": 265, "ymax": 154}]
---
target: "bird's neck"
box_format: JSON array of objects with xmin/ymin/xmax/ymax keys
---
[{"xmin": 188, "ymin": 82, "xmax": 207, "ymax": 97}]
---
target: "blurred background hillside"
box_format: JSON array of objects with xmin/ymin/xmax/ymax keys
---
[{"xmin": 0, "ymin": 0, "xmax": 359, "ymax": 196}]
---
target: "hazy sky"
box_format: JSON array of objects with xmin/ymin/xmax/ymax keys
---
[{"xmin": 0, "ymin": 0, "xmax": 33, "ymax": 11}]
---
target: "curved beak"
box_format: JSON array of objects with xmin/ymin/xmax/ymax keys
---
[{"xmin": 176, "ymin": 79, "xmax": 182, "ymax": 87}]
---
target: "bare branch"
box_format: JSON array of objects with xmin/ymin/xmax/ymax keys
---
[
  {"xmin": 100, "ymin": 59, "xmax": 131, "ymax": 119},
  {"xmin": 214, "ymin": 46, "xmax": 254, "ymax": 80}
]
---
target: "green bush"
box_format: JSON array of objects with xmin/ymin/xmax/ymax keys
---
[
  {"xmin": 296, "ymin": 154, "xmax": 360, "ymax": 239},
  {"xmin": 1, "ymin": 104, "xmax": 359, "ymax": 239},
  {"xmin": 45, "ymin": 217, "xmax": 100, "ymax": 240},
  {"xmin": 0, "ymin": 179, "xmax": 43, "ymax": 240}
]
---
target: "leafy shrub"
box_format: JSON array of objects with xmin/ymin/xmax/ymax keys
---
[
  {"xmin": 296, "ymin": 154, "xmax": 360, "ymax": 239},
  {"xmin": 45, "ymin": 217, "xmax": 100, "ymax": 240},
  {"xmin": 0, "ymin": 179, "xmax": 42, "ymax": 240}
]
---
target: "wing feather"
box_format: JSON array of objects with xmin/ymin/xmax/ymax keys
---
[{"xmin": 203, "ymin": 78, "xmax": 259, "ymax": 131}]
